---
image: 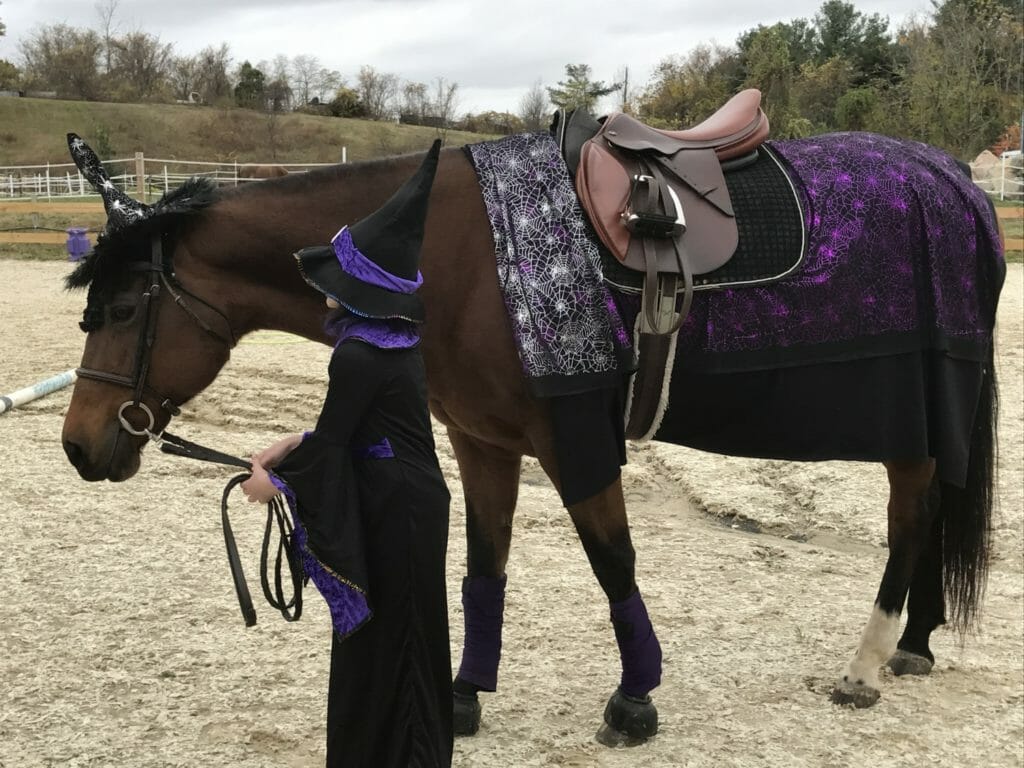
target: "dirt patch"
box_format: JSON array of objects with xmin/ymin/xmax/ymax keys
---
[{"xmin": 1, "ymin": 261, "xmax": 1021, "ymax": 768}]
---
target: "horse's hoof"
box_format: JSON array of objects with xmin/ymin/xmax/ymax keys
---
[
  {"xmin": 830, "ymin": 680, "xmax": 881, "ymax": 708},
  {"xmin": 453, "ymin": 690, "xmax": 481, "ymax": 736},
  {"xmin": 595, "ymin": 689, "xmax": 658, "ymax": 746},
  {"xmin": 887, "ymin": 649, "xmax": 934, "ymax": 677}
]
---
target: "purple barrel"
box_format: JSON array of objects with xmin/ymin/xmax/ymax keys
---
[{"xmin": 66, "ymin": 227, "xmax": 91, "ymax": 261}]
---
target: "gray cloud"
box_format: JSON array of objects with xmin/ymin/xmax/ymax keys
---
[{"xmin": 0, "ymin": 0, "xmax": 929, "ymax": 113}]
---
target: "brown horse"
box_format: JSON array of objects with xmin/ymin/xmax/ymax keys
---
[
  {"xmin": 239, "ymin": 163, "xmax": 289, "ymax": 180},
  {"xmin": 60, "ymin": 142, "xmax": 1002, "ymax": 743}
]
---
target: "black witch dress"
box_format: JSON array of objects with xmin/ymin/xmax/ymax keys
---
[{"xmin": 272, "ymin": 338, "xmax": 453, "ymax": 768}]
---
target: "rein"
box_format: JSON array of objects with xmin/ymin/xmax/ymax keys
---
[
  {"xmin": 159, "ymin": 430, "xmax": 304, "ymax": 627},
  {"xmin": 76, "ymin": 232, "xmax": 301, "ymax": 625}
]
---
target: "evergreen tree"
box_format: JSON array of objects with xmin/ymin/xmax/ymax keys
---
[
  {"xmin": 234, "ymin": 60, "xmax": 266, "ymax": 109},
  {"xmin": 546, "ymin": 64, "xmax": 619, "ymax": 112}
]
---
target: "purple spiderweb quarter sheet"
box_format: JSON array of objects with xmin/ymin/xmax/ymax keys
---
[
  {"xmin": 466, "ymin": 132, "xmax": 634, "ymax": 397},
  {"xmin": 675, "ymin": 132, "xmax": 1004, "ymax": 370}
]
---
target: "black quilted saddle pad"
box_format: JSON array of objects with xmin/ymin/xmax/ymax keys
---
[{"xmin": 601, "ymin": 144, "xmax": 806, "ymax": 293}]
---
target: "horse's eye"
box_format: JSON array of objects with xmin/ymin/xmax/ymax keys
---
[{"xmin": 110, "ymin": 305, "xmax": 135, "ymax": 323}]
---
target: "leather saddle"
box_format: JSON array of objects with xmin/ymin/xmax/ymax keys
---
[{"xmin": 575, "ymin": 89, "xmax": 769, "ymax": 335}]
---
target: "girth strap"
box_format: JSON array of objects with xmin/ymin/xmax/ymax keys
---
[{"xmin": 624, "ymin": 332, "xmax": 677, "ymax": 441}]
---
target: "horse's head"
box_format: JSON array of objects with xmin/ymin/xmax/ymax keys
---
[{"xmin": 61, "ymin": 177, "xmax": 234, "ymax": 481}]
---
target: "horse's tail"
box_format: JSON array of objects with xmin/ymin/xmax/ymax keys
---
[{"xmin": 940, "ymin": 344, "xmax": 998, "ymax": 634}]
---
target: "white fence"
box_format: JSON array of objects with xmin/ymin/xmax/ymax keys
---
[
  {"xmin": 0, "ymin": 151, "xmax": 346, "ymax": 201},
  {"xmin": 971, "ymin": 150, "xmax": 1023, "ymax": 201}
]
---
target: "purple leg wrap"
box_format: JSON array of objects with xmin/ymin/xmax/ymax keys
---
[
  {"xmin": 610, "ymin": 590, "xmax": 662, "ymax": 699},
  {"xmin": 457, "ymin": 574, "xmax": 507, "ymax": 692}
]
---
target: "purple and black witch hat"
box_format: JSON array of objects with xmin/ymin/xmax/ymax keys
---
[
  {"xmin": 295, "ymin": 140, "xmax": 441, "ymax": 323},
  {"xmin": 67, "ymin": 133, "xmax": 152, "ymax": 233}
]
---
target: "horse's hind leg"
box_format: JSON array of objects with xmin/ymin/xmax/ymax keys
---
[
  {"xmin": 832, "ymin": 459, "xmax": 937, "ymax": 708},
  {"xmin": 446, "ymin": 428, "xmax": 521, "ymax": 736},
  {"xmin": 889, "ymin": 508, "xmax": 944, "ymax": 676}
]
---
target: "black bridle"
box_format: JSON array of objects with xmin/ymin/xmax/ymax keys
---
[
  {"xmin": 75, "ymin": 233, "xmax": 302, "ymax": 626},
  {"xmin": 75, "ymin": 233, "xmax": 236, "ymax": 439}
]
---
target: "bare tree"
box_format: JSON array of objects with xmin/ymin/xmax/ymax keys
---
[
  {"xmin": 19, "ymin": 24, "xmax": 104, "ymax": 99},
  {"xmin": 518, "ymin": 78, "xmax": 549, "ymax": 130},
  {"xmin": 194, "ymin": 43, "xmax": 233, "ymax": 105},
  {"xmin": 357, "ymin": 65, "xmax": 399, "ymax": 120},
  {"xmin": 290, "ymin": 53, "xmax": 320, "ymax": 106},
  {"xmin": 169, "ymin": 54, "xmax": 199, "ymax": 101},
  {"xmin": 265, "ymin": 54, "xmax": 292, "ymax": 110},
  {"xmin": 431, "ymin": 76, "xmax": 460, "ymax": 141},
  {"xmin": 313, "ymin": 67, "xmax": 342, "ymax": 103},
  {"xmin": 95, "ymin": 0, "xmax": 120, "ymax": 74},
  {"xmin": 108, "ymin": 31, "xmax": 173, "ymax": 101},
  {"xmin": 263, "ymin": 56, "xmax": 293, "ymax": 112},
  {"xmin": 401, "ymin": 80, "xmax": 429, "ymax": 123}
]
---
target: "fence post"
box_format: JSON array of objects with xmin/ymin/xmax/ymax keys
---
[
  {"xmin": 342, "ymin": 146, "xmax": 347, "ymax": 164},
  {"xmin": 135, "ymin": 151, "xmax": 146, "ymax": 202},
  {"xmin": 164, "ymin": 165, "xmax": 169, "ymax": 193},
  {"xmin": 46, "ymin": 163, "xmax": 51, "ymax": 201},
  {"xmin": 78, "ymin": 172, "xmax": 85, "ymax": 196},
  {"xmin": 1001, "ymin": 155, "xmax": 1006, "ymax": 201}
]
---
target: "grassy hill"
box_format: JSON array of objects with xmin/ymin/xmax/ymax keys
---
[{"xmin": 0, "ymin": 97, "xmax": 496, "ymax": 166}]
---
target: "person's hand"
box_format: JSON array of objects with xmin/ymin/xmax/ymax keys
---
[
  {"xmin": 240, "ymin": 460, "xmax": 280, "ymax": 504},
  {"xmin": 254, "ymin": 433, "xmax": 304, "ymax": 469}
]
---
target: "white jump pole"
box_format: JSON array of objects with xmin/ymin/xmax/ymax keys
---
[{"xmin": 0, "ymin": 369, "xmax": 78, "ymax": 415}]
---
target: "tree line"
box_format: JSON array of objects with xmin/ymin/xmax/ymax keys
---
[{"xmin": 1, "ymin": 0, "xmax": 1020, "ymax": 158}]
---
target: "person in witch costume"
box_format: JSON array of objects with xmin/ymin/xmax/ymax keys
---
[{"xmin": 241, "ymin": 140, "xmax": 453, "ymax": 768}]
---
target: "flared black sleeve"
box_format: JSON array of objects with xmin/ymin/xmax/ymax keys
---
[{"xmin": 272, "ymin": 344, "xmax": 390, "ymax": 635}]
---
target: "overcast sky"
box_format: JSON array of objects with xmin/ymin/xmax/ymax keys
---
[{"xmin": 0, "ymin": 0, "xmax": 932, "ymax": 114}]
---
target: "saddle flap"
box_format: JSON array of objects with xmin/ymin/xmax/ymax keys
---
[
  {"xmin": 577, "ymin": 139, "xmax": 739, "ymax": 276},
  {"xmin": 577, "ymin": 138, "xmax": 633, "ymax": 259}
]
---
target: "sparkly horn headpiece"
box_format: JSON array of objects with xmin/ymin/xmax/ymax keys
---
[{"xmin": 67, "ymin": 133, "xmax": 152, "ymax": 233}]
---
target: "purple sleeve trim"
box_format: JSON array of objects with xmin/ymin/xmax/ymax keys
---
[
  {"xmin": 356, "ymin": 437, "xmax": 394, "ymax": 460},
  {"xmin": 269, "ymin": 473, "xmax": 372, "ymax": 639}
]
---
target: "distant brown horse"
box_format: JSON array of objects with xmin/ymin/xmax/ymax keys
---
[
  {"xmin": 60, "ymin": 141, "xmax": 1002, "ymax": 743},
  {"xmin": 239, "ymin": 163, "xmax": 288, "ymax": 180}
]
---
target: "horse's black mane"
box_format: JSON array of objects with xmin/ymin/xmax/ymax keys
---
[
  {"xmin": 64, "ymin": 146, "xmax": 435, "ymax": 292},
  {"xmin": 64, "ymin": 176, "xmax": 221, "ymax": 290}
]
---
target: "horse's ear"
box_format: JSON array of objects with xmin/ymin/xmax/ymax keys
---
[{"xmin": 67, "ymin": 133, "xmax": 151, "ymax": 232}]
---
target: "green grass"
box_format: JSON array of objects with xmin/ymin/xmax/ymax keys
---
[
  {"xmin": 0, "ymin": 97, "xmax": 498, "ymax": 260},
  {"xmin": 0, "ymin": 97, "xmax": 495, "ymax": 166}
]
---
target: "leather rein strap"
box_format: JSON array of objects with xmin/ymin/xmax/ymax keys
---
[{"xmin": 159, "ymin": 430, "xmax": 304, "ymax": 627}]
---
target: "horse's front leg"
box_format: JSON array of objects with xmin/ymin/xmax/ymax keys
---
[
  {"xmin": 536, "ymin": 449, "xmax": 662, "ymax": 746},
  {"xmin": 832, "ymin": 459, "xmax": 937, "ymax": 707},
  {"xmin": 446, "ymin": 427, "xmax": 522, "ymax": 736}
]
